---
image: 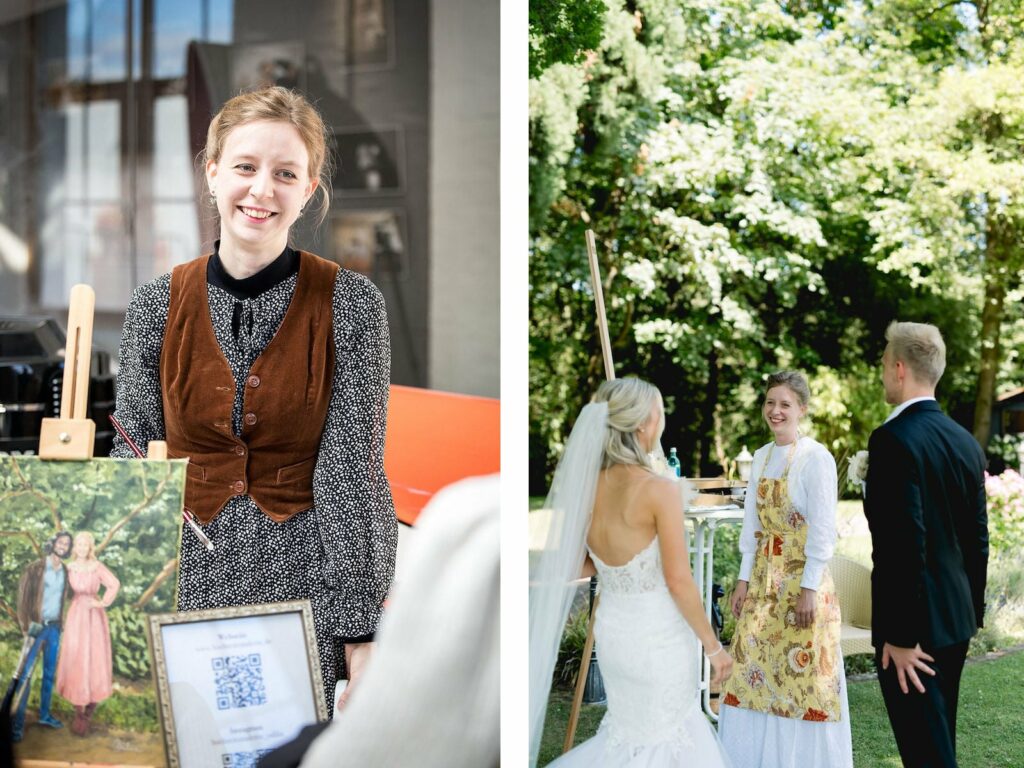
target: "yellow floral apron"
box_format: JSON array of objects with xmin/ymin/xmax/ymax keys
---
[{"xmin": 722, "ymin": 441, "xmax": 842, "ymax": 722}]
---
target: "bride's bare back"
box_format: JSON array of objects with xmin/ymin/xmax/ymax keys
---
[
  {"xmin": 586, "ymin": 461, "xmax": 733, "ymax": 686},
  {"xmin": 587, "ymin": 464, "xmax": 667, "ymax": 566}
]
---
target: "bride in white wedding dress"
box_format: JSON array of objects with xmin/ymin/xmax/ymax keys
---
[{"xmin": 530, "ymin": 378, "xmax": 734, "ymax": 767}]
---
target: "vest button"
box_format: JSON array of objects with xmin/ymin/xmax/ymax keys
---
[
  {"xmin": 247, "ymin": 375, "xmax": 261, "ymax": 388},
  {"xmin": 233, "ymin": 480, "xmax": 245, "ymax": 494},
  {"xmin": 234, "ymin": 445, "xmax": 246, "ymax": 456},
  {"xmin": 244, "ymin": 412, "xmax": 257, "ymax": 426}
]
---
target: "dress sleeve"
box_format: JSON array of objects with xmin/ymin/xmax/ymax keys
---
[
  {"xmin": 796, "ymin": 444, "xmax": 838, "ymax": 590},
  {"xmin": 313, "ymin": 271, "xmax": 398, "ymax": 642},
  {"xmin": 110, "ymin": 278, "xmax": 170, "ymax": 458},
  {"xmin": 97, "ymin": 562, "xmax": 121, "ymax": 608},
  {"xmin": 738, "ymin": 446, "xmax": 767, "ymax": 582}
]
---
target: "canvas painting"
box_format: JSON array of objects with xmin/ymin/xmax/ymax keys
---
[{"xmin": 0, "ymin": 455, "xmax": 187, "ymax": 765}]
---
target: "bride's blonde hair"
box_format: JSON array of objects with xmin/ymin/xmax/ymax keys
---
[
  {"xmin": 73, "ymin": 531, "xmax": 96, "ymax": 561},
  {"xmin": 593, "ymin": 378, "xmax": 662, "ymax": 470}
]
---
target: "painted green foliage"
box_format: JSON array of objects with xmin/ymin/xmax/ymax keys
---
[{"xmin": 0, "ymin": 456, "xmax": 187, "ymax": 683}]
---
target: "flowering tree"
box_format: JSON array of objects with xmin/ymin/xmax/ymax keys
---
[{"xmin": 529, "ymin": 0, "xmax": 1024, "ymax": 488}]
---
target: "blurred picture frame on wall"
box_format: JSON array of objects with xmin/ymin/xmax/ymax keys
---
[
  {"xmin": 230, "ymin": 41, "xmax": 306, "ymax": 93},
  {"xmin": 330, "ymin": 208, "xmax": 407, "ymax": 281},
  {"xmin": 333, "ymin": 126, "xmax": 404, "ymax": 195},
  {"xmin": 344, "ymin": 0, "xmax": 394, "ymax": 70}
]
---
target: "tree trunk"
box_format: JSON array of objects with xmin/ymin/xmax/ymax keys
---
[
  {"xmin": 972, "ymin": 214, "xmax": 1010, "ymax": 445},
  {"xmin": 699, "ymin": 350, "xmax": 720, "ymax": 476}
]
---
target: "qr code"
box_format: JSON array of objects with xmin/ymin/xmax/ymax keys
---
[
  {"xmin": 221, "ymin": 750, "xmax": 271, "ymax": 768},
  {"xmin": 212, "ymin": 654, "xmax": 267, "ymax": 710}
]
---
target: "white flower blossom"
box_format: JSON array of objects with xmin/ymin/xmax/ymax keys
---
[
  {"xmin": 622, "ymin": 259, "xmax": 659, "ymax": 298},
  {"xmin": 847, "ymin": 450, "xmax": 869, "ymax": 494}
]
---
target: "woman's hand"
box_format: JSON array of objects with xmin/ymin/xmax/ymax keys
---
[
  {"xmin": 336, "ymin": 642, "xmax": 374, "ymax": 710},
  {"xmin": 708, "ymin": 646, "xmax": 734, "ymax": 686},
  {"xmin": 796, "ymin": 587, "xmax": 816, "ymax": 629},
  {"xmin": 730, "ymin": 580, "xmax": 748, "ymax": 619}
]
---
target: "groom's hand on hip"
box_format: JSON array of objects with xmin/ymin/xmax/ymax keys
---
[{"xmin": 881, "ymin": 642, "xmax": 936, "ymax": 694}]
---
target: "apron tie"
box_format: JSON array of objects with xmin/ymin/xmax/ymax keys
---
[{"xmin": 755, "ymin": 530, "xmax": 787, "ymax": 597}]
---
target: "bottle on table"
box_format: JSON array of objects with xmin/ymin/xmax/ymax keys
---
[{"xmin": 666, "ymin": 447, "xmax": 681, "ymax": 477}]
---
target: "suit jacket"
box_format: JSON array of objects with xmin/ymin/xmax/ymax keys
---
[
  {"xmin": 16, "ymin": 557, "xmax": 69, "ymax": 633},
  {"xmin": 864, "ymin": 400, "xmax": 988, "ymax": 649}
]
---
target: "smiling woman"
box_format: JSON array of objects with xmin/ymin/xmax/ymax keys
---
[
  {"xmin": 207, "ymin": 119, "xmax": 315, "ymax": 272},
  {"xmin": 719, "ymin": 370, "xmax": 852, "ymax": 768},
  {"xmin": 110, "ymin": 87, "xmax": 397, "ymax": 719},
  {"xmin": 203, "ymin": 91, "xmax": 332, "ymax": 277}
]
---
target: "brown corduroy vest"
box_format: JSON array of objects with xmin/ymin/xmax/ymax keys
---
[{"xmin": 160, "ymin": 251, "xmax": 338, "ymax": 524}]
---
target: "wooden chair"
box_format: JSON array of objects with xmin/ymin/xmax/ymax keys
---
[{"xmin": 830, "ymin": 554, "xmax": 874, "ymax": 657}]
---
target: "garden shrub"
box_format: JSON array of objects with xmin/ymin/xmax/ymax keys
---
[
  {"xmin": 985, "ymin": 470, "xmax": 1024, "ymax": 556},
  {"xmin": 971, "ymin": 555, "xmax": 1024, "ymax": 655},
  {"xmin": 555, "ymin": 607, "xmax": 590, "ymax": 689},
  {"xmin": 988, "ymin": 434, "xmax": 1024, "ymax": 471}
]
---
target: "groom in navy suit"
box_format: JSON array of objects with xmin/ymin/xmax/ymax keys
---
[{"xmin": 864, "ymin": 321, "xmax": 988, "ymax": 768}]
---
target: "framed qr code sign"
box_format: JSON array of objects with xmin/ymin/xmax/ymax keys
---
[{"xmin": 148, "ymin": 600, "xmax": 328, "ymax": 768}]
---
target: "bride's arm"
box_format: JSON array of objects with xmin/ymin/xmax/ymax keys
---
[{"xmin": 651, "ymin": 480, "xmax": 726, "ymax": 651}]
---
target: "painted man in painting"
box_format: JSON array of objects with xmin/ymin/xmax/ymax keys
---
[{"xmin": 11, "ymin": 531, "xmax": 72, "ymax": 742}]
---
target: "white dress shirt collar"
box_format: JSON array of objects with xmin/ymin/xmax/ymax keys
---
[{"xmin": 884, "ymin": 396, "xmax": 936, "ymax": 424}]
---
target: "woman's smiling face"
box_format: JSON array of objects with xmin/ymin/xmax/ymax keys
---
[
  {"xmin": 763, "ymin": 385, "xmax": 806, "ymax": 443},
  {"xmin": 206, "ymin": 119, "xmax": 317, "ymax": 260}
]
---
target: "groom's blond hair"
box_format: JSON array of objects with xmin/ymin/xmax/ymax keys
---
[{"xmin": 885, "ymin": 321, "xmax": 946, "ymax": 386}]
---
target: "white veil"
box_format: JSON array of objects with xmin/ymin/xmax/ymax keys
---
[{"xmin": 528, "ymin": 401, "xmax": 608, "ymax": 766}]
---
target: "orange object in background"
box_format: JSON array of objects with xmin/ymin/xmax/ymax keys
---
[{"xmin": 384, "ymin": 385, "xmax": 500, "ymax": 526}]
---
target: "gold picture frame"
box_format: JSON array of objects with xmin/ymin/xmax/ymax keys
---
[{"xmin": 147, "ymin": 600, "xmax": 327, "ymax": 767}]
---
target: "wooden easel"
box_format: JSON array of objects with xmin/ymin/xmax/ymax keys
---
[
  {"xmin": 14, "ymin": 284, "xmax": 162, "ymax": 768},
  {"xmin": 38, "ymin": 284, "xmax": 96, "ymax": 460},
  {"xmin": 563, "ymin": 229, "xmax": 616, "ymax": 753},
  {"xmin": 36, "ymin": 284, "xmax": 166, "ymax": 461}
]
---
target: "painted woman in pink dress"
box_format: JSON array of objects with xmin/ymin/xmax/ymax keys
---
[{"xmin": 55, "ymin": 531, "xmax": 120, "ymax": 736}]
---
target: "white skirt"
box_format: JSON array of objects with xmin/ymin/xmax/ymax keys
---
[{"xmin": 717, "ymin": 645, "xmax": 853, "ymax": 768}]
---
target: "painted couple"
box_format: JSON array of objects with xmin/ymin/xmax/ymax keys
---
[
  {"xmin": 529, "ymin": 321, "xmax": 988, "ymax": 768},
  {"xmin": 13, "ymin": 530, "xmax": 120, "ymax": 742}
]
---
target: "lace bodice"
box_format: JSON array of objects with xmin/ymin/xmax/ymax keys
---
[{"xmin": 590, "ymin": 536, "xmax": 668, "ymax": 596}]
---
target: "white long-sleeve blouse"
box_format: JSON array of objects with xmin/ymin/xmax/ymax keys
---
[{"xmin": 737, "ymin": 436, "xmax": 838, "ymax": 590}]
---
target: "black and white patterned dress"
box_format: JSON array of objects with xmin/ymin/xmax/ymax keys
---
[{"xmin": 112, "ymin": 248, "xmax": 397, "ymax": 713}]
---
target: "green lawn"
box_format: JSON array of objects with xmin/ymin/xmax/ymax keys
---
[{"xmin": 539, "ymin": 651, "xmax": 1024, "ymax": 767}]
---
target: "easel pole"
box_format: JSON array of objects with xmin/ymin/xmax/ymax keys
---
[
  {"xmin": 586, "ymin": 229, "xmax": 615, "ymax": 382},
  {"xmin": 563, "ymin": 229, "xmax": 614, "ymax": 752},
  {"xmin": 38, "ymin": 284, "xmax": 97, "ymax": 460}
]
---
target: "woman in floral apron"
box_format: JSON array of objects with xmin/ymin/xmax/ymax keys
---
[{"xmin": 719, "ymin": 371, "xmax": 853, "ymax": 767}]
